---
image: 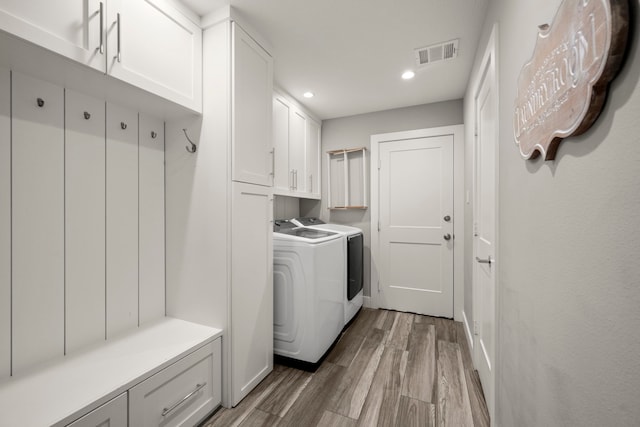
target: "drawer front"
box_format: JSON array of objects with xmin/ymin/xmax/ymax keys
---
[
  {"xmin": 67, "ymin": 392, "xmax": 127, "ymax": 427},
  {"xmin": 129, "ymin": 339, "xmax": 221, "ymax": 427}
]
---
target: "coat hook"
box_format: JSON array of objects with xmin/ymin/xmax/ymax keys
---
[
  {"xmin": 121, "ymin": 122, "xmax": 127, "ymax": 130},
  {"xmin": 151, "ymin": 131, "xmax": 157, "ymax": 139},
  {"xmin": 84, "ymin": 111, "xmax": 91, "ymax": 120},
  {"xmin": 37, "ymin": 98, "xmax": 44, "ymax": 107},
  {"xmin": 183, "ymin": 128, "xmax": 197, "ymax": 153}
]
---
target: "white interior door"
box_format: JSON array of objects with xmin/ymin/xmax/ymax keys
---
[
  {"xmin": 378, "ymin": 136, "xmax": 454, "ymax": 317},
  {"xmin": 473, "ymin": 29, "xmax": 498, "ymax": 421}
]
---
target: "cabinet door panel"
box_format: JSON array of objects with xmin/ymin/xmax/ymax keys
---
[
  {"xmin": 0, "ymin": 68, "xmax": 9, "ymax": 379},
  {"xmin": 272, "ymin": 96, "xmax": 290, "ymax": 192},
  {"xmin": 106, "ymin": 103, "xmax": 138, "ymax": 338},
  {"xmin": 289, "ymin": 108, "xmax": 306, "ymax": 193},
  {"xmin": 107, "ymin": 0, "xmax": 202, "ymax": 111},
  {"xmin": 12, "ymin": 72, "xmax": 64, "ymax": 374},
  {"xmin": 232, "ymin": 23, "xmax": 273, "ymax": 186},
  {"xmin": 306, "ymin": 119, "xmax": 321, "ymax": 198},
  {"xmin": 139, "ymin": 114, "xmax": 165, "ymax": 325},
  {"xmin": 65, "ymin": 90, "xmax": 106, "ymax": 354},
  {"xmin": 0, "ymin": 0, "xmax": 104, "ymax": 71},
  {"xmin": 231, "ymin": 182, "xmax": 273, "ymax": 405}
]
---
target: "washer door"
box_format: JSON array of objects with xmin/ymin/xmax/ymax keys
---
[{"xmin": 347, "ymin": 233, "xmax": 364, "ymax": 300}]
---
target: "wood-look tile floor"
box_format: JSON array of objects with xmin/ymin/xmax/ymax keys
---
[{"xmin": 202, "ymin": 308, "xmax": 490, "ymax": 427}]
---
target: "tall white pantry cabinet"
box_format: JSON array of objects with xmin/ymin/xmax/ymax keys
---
[
  {"xmin": 166, "ymin": 15, "xmax": 274, "ymax": 408},
  {"xmin": 210, "ymin": 18, "xmax": 274, "ymax": 408}
]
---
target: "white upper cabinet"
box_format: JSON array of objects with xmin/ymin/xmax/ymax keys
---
[
  {"xmin": 272, "ymin": 96, "xmax": 290, "ymax": 193},
  {"xmin": 106, "ymin": 0, "xmax": 202, "ymax": 111},
  {"xmin": 289, "ymin": 107, "xmax": 306, "ymax": 193},
  {"xmin": 0, "ymin": 0, "xmax": 105, "ymax": 71},
  {"xmin": 0, "ymin": 0, "xmax": 202, "ymax": 112},
  {"xmin": 272, "ymin": 91, "xmax": 321, "ymax": 200},
  {"xmin": 307, "ymin": 118, "xmax": 321, "ymax": 198},
  {"xmin": 231, "ymin": 22, "xmax": 274, "ymax": 186}
]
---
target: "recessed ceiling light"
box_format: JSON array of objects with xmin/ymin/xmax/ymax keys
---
[
  {"xmin": 402, "ymin": 71, "xmax": 415, "ymax": 80},
  {"xmin": 303, "ymin": 92, "xmax": 314, "ymax": 98}
]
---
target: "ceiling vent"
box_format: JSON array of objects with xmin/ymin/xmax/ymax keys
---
[{"xmin": 414, "ymin": 39, "xmax": 459, "ymax": 67}]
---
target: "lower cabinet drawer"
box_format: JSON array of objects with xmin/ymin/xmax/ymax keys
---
[
  {"xmin": 129, "ymin": 339, "xmax": 221, "ymax": 427},
  {"xmin": 67, "ymin": 392, "xmax": 127, "ymax": 427}
]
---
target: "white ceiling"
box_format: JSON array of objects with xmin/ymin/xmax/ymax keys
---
[{"xmin": 179, "ymin": 0, "xmax": 489, "ymax": 120}]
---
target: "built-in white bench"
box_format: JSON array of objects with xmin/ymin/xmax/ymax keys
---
[{"xmin": 0, "ymin": 318, "xmax": 223, "ymax": 427}]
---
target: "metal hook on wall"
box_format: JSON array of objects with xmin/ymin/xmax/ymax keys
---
[{"xmin": 183, "ymin": 128, "xmax": 197, "ymax": 153}]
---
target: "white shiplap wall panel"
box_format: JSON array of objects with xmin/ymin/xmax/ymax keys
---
[
  {"xmin": 0, "ymin": 68, "xmax": 10, "ymax": 378},
  {"xmin": 106, "ymin": 103, "xmax": 139, "ymax": 338},
  {"xmin": 138, "ymin": 114, "xmax": 165, "ymax": 325},
  {"xmin": 65, "ymin": 90, "xmax": 106, "ymax": 353},
  {"xmin": 11, "ymin": 72, "xmax": 64, "ymax": 375}
]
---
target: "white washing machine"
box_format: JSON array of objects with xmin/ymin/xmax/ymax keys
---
[
  {"xmin": 291, "ymin": 218, "xmax": 364, "ymax": 325},
  {"xmin": 272, "ymin": 221, "xmax": 345, "ymax": 365}
]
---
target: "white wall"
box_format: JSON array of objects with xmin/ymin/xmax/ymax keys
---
[
  {"xmin": 302, "ymin": 100, "xmax": 464, "ymax": 297},
  {"xmin": 464, "ymin": 1, "xmax": 640, "ymax": 425}
]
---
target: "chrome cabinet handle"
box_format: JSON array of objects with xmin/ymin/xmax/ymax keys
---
[
  {"xmin": 476, "ymin": 256, "xmax": 493, "ymax": 264},
  {"xmin": 294, "ymin": 170, "xmax": 298, "ymax": 190},
  {"xmin": 290, "ymin": 170, "xmax": 294, "ymax": 190},
  {"xmin": 161, "ymin": 382, "xmax": 207, "ymax": 417},
  {"xmin": 116, "ymin": 13, "xmax": 121, "ymax": 62},
  {"xmin": 99, "ymin": 2, "xmax": 104, "ymax": 54},
  {"xmin": 270, "ymin": 148, "xmax": 275, "ymax": 177}
]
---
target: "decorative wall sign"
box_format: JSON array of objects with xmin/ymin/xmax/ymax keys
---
[{"xmin": 513, "ymin": 0, "xmax": 629, "ymax": 160}]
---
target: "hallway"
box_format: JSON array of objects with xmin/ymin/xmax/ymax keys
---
[{"xmin": 204, "ymin": 308, "xmax": 490, "ymax": 426}]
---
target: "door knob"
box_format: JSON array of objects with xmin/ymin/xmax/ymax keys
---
[
  {"xmin": 444, "ymin": 215, "xmax": 451, "ymax": 222},
  {"xmin": 443, "ymin": 233, "xmax": 452, "ymax": 241},
  {"xmin": 476, "ymin": 256, "xmax": 492, "ymax": 264}
]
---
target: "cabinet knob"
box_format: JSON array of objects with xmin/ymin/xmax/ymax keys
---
[
  {"xmin": 36, "ymin": 98, "xmax": 44, "ymax": 107},
  {"xmin": 121, "ymin": 122, "xmax": 127, "ymax": 130},
  {"xmin": 84, "ymin": 111, "xmax": 91, "ymax": 120}
]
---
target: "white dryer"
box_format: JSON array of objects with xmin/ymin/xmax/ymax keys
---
[
  {"xmin": 272, "ymin": 221, "xmax": 345, "ymax": 365},
  {"xmin": 291, "ymin": 218, "xmax": 364, "ymax": 325}
]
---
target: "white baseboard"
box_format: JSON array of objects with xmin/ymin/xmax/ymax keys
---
[
  {"xmin": 462, "ymin": 310, "xmax": 474, "ymax": 351},
  {"xmin": 363, "ymin": 295, "xmax": 374, "ymax": 308}
]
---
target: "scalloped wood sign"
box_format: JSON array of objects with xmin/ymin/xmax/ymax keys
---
[{"xmin": 514, "ymin": 0, "xmax": 629, "ymax": 160}]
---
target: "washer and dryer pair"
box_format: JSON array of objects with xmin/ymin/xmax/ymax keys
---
[{"xmin": 272, "ymin": 218, "xmax": 364, "ymax": 367}]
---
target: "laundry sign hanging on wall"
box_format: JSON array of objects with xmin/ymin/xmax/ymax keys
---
[{"xmin": 513, "ymin": 0, "xmax": 628, "ymax": 160}]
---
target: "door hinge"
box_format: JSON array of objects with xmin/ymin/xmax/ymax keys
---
[
  {"xmin": 473, "ymin": 221, "xmax": 479, "ymax": 237},
  {"xmin": 378, "ymin": 220, "xmax": 380, "ymax": 232},
  {"xmin": 378, "ymin": 157, "xmax": 381, "ymax": 170},
  {"xmin": 473, "ymin": 320, "xmax": 479, "ymax": 335}
]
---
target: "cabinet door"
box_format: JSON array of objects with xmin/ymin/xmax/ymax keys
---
[
  {"xmin": 272, "ymin": 96, "xmax": 290, "ymax": 193},
  {"xmin": 0, "ymin": 68, "xmax": 9, "ymax": 379},
  {"xmin": 306, "ymin": 118, "xmax": 321, "ymax": 198},
  {"xmin": 0, "ymin": 0, "xmax": 105, "ymax": 71},
  {"xmin": 231, "ymin": 22, "xmax": 274, "ymax": 187},
  {"xmin": 12, "ymin": 73, "xmax": 64, "ymax": 375},
  {"xmin": 67, "ymin": 392, "xmax": 127, "ymax": 427},
  {"xmin": 107, "ymin": 0, "xmax": 202, "ymax": 111},
  {"xmin": 65, "ymin": 90, "xmax": 106, "ymax": 354},
  {"xmin": 106, "ymin": 103, "xmax": 138, "ymax": 339},
  {"xmin": 289, "ymin": 107, "xmax": 306, "ymax": 193},
  {"xmin": 231, "ymin": 182, "xmax": 273, "ymax": 405},
  {"xmin": 139, "ymin": 115, "xmax": 165, "ymax": 325}
]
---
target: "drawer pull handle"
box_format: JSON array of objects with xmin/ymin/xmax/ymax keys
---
[{"xmin": 161, "ymin": 382, "xmax": 207, "ymax": 417}]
